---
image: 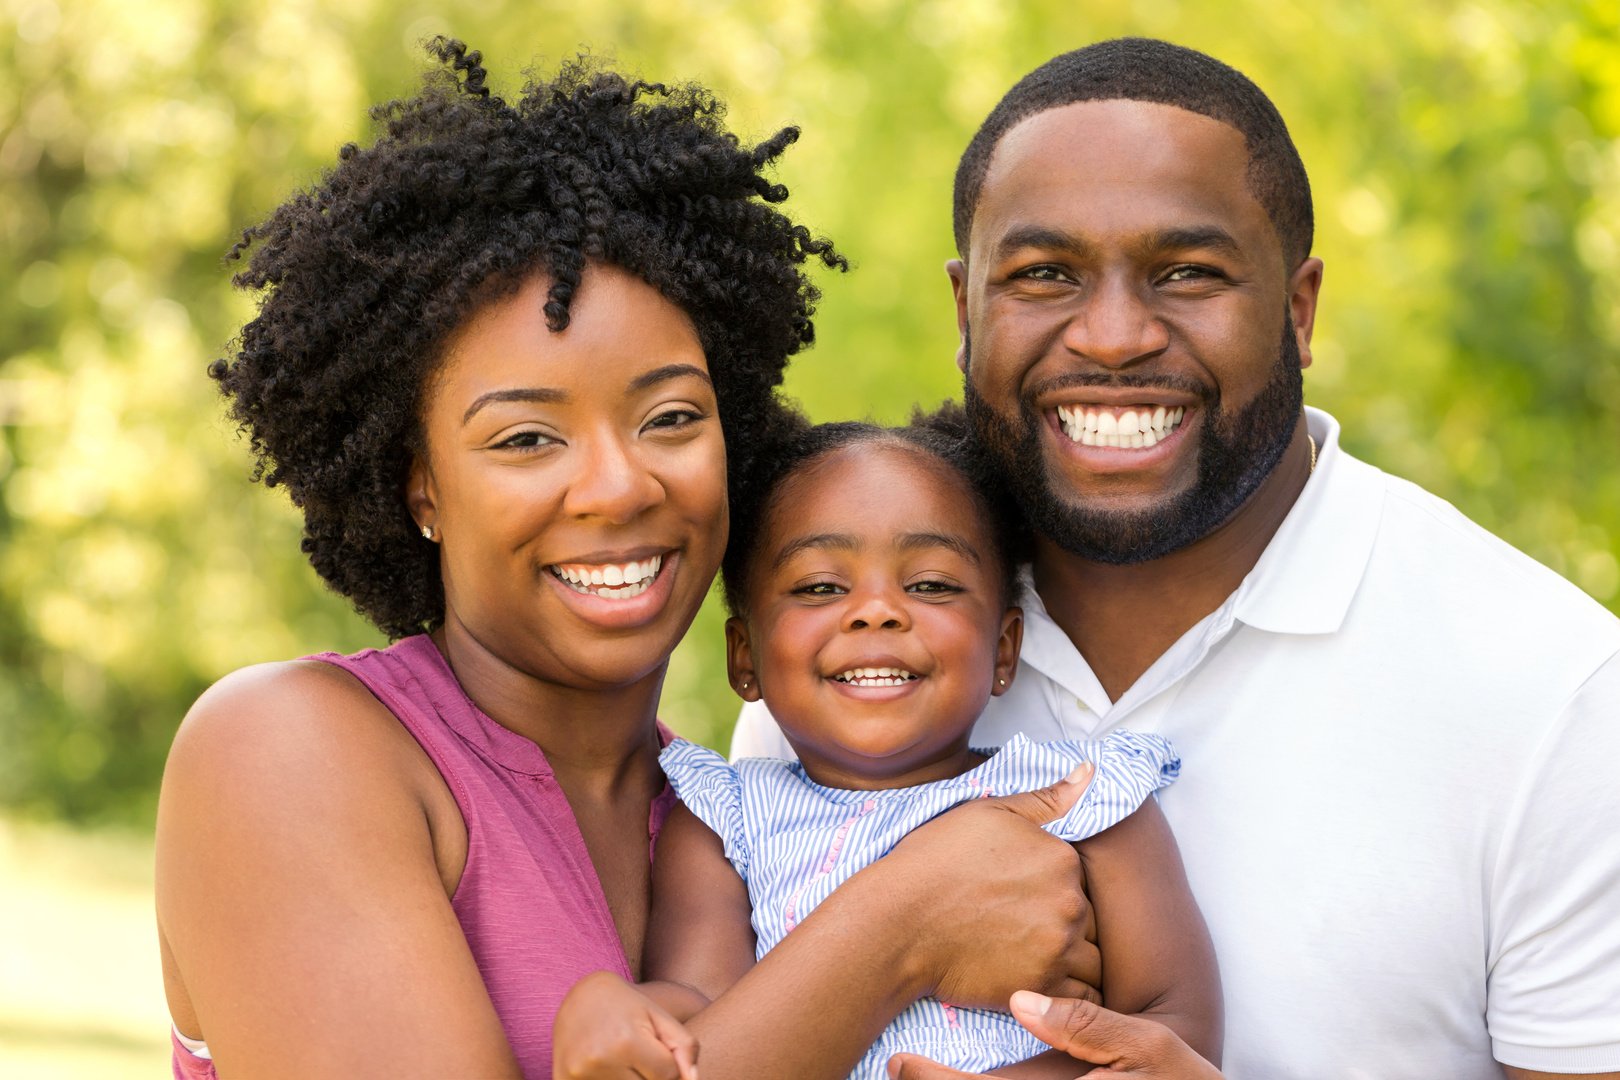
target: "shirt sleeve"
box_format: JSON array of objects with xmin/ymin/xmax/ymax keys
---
[
  {"xmin": 728, "ymin": 699, "xmax": 797, "ymax": 761},
  {"xmin": 1487, "ymin": 649, "xmax": 1620, "ymax": 1073},
  {"xmin": 1040, "ymin": 731, "xmax": 1181, "ymax": 843},
  {"xmin": 658, "ymin": 739, "xmax": 751, "ymax": 879}
]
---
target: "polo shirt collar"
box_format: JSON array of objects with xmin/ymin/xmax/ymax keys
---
[{"xmin": 1229, "ymin": 407, "xmax": 1384, "ymax": 635}]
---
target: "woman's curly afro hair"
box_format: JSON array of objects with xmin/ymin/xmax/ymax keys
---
[{"xmin": 212, "ymin": 38, "xmax": 846, "ymax": 639}]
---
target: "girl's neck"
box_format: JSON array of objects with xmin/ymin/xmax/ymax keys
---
[{"xmin": 790, "ymin": 738, "xmax": 989, "ymax": 793}]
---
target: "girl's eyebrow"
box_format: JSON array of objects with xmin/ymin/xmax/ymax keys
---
[
  {"xmin": 772, "ymin": 532, "xmax": 858, "ymax": 569},
  {"xmin": 897, "ymin": 531, "xmax": 980, "ymax": 564}
]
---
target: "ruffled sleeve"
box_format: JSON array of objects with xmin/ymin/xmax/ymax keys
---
[
  {"xmin": 658, "ymin": 738, "xmax": 751, "ymax": 878},
  {"xmin": 989, "ymin": 731, "xmax": 1180, "ymax": 844}
]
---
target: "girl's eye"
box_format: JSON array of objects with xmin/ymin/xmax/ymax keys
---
[
  {"xmin": 494, "ymin": 430, "xmax": 556, "ymax": 451},
  {"xmin": 909, "ymin": 579, "xmax": 962, "ymax": 596},
  {"xmin": 794, "ymin": 581, "xmax": 845, "ymax": 597}
]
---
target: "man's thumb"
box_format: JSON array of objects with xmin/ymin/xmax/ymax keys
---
[
  {"xmin": 1009, "ymin": 990, "xmax": 1118, "ymax": 1064},
  {"xmin": 990, "ymin": 762, "xmax": 1094, "ymax": 825}
]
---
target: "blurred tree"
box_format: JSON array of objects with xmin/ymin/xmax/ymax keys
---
[{"xmin": 0, "ymin": 0, "xmax": 1615, "ymax": 822}]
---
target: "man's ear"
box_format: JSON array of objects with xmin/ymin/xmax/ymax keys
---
[
  {"xmin": 945, "ymin": 258, "xmax": 971, "ymax": 374},
  {"xmin": 990, "ymin": 606, "xmax": 1023, "ymax": 696},
  {"xmin": 406, "ymin": 455, "xmax": 439, "ymax": 540},
  {"xmin": 725, "ymin": 616, "xmax": 761, "ymax": 702},
  {"xmin": 1288, "ymin": 257, "xmax": 1324, "ymax": 370}
]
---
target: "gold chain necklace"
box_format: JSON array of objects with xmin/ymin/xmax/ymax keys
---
[{"xmin": 1307, "ymin": 434, "xmax": 1318, "ymax": 474}]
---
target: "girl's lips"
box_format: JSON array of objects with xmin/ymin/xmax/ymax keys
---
[
  {"xmin": 542, "ymin": 550, "xmax": 681, "ymax": 631},
  {"xmin": 824, "ymin": 672, "xmax": 925, "ymax": 703}
]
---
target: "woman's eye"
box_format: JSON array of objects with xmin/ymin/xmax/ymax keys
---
[
  {"xmin": 494, "ymin": 430, "xmax": 556, "ymax": 450},
  {"xmin": 645, "ymin": 408, "xmax": 705, "ymax": 432}
]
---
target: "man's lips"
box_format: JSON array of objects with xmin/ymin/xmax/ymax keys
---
[{"xmin": 1054, "ymin": 403, "xmax": 1187, "ymax": 448}]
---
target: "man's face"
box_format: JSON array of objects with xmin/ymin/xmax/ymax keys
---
[{"xmin": 949, "ymin": 99, "xmax": 1321, "ymax": 564}]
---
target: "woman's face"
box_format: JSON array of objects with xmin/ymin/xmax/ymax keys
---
[{"xmin": 410, "ymin": 265, "xmax": 728, "ymax": 690}]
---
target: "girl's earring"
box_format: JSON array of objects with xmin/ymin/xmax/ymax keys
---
[
  {"xmin": 997, "ymin": 678, "xmax": 1006, "ymax": 687},
  {"xmin": 421, "ymin": 524, "xmax": 436, "ymax": 541}
]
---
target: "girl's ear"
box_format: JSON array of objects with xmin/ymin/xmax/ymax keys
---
[
  {"xmin": 990, "ymin": 606, "xmax": 1023, "ymax": 696},
  {"xmin": 725, "ymin": 616, "xmax": 761, "ymax": 702}
]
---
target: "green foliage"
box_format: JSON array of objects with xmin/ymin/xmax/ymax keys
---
[{"xmin": 2, "ymin": 0, "xmax": 1616, "ymax": 822}]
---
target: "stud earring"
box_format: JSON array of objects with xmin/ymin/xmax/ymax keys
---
[
  {"xmin": 421, "ymin": 524, "xmax": 435, "ymax": 541},
  {"xmin": 740, "ymin": 680, "xmax": 750, "ymax": 691},
  {"xmin": 997, "ymin": 678, "xmax": 1007, "ymax": 687}
]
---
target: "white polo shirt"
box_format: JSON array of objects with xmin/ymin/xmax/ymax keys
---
[{"xmin": 730, "ymin": 407, "xmax": 1620, "ymax": 1078}]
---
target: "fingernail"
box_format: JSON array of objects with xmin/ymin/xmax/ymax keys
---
[
  {"xmin": 1011, "ymin": 990, "xmax": 1053, "ymax": 1015},
  {"xmin": 1065, "ymin": 762, "xmax": 1094, "ymax": 784}
]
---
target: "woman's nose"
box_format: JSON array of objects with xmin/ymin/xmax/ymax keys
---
[
  {"xmin": 843, "ymin": 583, "xmax": 910, "ymax": 632},
  {"xmin": 561, "ymin": 435, "xmax": 665, "ymax": 523}
]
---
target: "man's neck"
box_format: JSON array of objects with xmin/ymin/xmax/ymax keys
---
[{"xmin": 1033, "ymin": 424, "xmax": 1314, "ymax": 702}]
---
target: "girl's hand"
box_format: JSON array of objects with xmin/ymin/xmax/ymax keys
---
[
  {"xmin": 882, "ymin": 764, "xmax": 1103, "ymax": 1008},
  {"xmin": 886, "ymin": 991, "xmax": 1224, "ymax": 1080},
  {"xmin": 552, "ymin": 972, "xmax": 699, "ymax": 1080}
]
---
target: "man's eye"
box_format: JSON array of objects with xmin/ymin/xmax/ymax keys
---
[
  {"xmin": 1018, "ymin": 265, "xmax": 1069, "ymax": 282},
  {"xmin": 1163, "ymin": 265, "xmax": 1219, "ymax": 283}
]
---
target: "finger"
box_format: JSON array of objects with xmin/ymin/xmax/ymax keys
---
[
  {"xmin": 647, "ymin": 1009, "xmax": 699, "ymax": 1080},
  {"xmin": 988, "ymin": 762, "xmax": 1094, "ymax": 825},
  {"xmin": 1010, "ymin": 992, "xmax": 1209, "ymax": 1075},
  {"xmin": 1047, "ymin": 975, "xmax": 1104, "ymax": 1006},
  {"xmin": 885, "ymin": 1051, "xmax": 987, "ymax": 1079}
]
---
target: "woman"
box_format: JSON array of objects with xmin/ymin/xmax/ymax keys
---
[{"xmin": 156, "ymin": 40, "xmax": 1098, "ymax": 1079}]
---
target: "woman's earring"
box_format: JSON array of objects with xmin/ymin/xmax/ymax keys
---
[{"xmin": 421, "ymin": 524, "xmax": 435, "ymax": 541}]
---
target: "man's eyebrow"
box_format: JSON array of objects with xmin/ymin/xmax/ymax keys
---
[
  {"xmin": 995, "ymin": 225, "xmax": 1093, "ymax": 261},
  {"xmin": 628, "ymin": 363, "xmax": 712, "ymax": 393},
  {"xmin": 772, "ymin": 533, "xmax": 860, "ymax": 570},
  {"xmin": 462, "ymin": 387, "xmax": 567, "ymax": 425},
  {"xmin": 1144, "ymin": 225, "xmax": 1243, "ymax": 257},
  {"xmin": 897, "ymin": 531, "xmax": 981, "ymax": 564}
]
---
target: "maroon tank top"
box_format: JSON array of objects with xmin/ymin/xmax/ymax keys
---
[{"xmin": 170, "ymin": 634, "xmax": 675, "ymax": 1079}]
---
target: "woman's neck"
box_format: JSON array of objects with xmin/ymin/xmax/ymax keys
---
[{"xmin": 430, "ymin": 621, "xmax": 666, "ymax": 791}]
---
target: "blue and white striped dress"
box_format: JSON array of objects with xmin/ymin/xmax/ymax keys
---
[{"xmin": 658, "ymin": 730, "xmax": 1180, "ymax": 1079}]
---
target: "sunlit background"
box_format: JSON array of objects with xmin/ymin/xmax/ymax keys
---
[{"xmin": 2, "ymin": 0, "xmax": 1617, "ymax": 1073}]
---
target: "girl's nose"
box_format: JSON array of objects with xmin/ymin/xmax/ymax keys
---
[{"xmin": 843, "ymin": 583, "xmax": 910, "ymax": 632}]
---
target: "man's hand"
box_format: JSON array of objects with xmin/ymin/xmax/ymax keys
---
[
  {"xmin": 886, "ymin": 991, "xmax": 1223, "ymax": 1080},
  {"xmin": 886, "ymin": 764, "xmax": 1104, "ymax": 1009},
  {"xmin": 552, "ymin": 971, "xmax": 699, "ymax": 1080}
]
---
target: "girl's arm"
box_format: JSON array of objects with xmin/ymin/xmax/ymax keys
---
[
  {"xmin": 660, "ymin": 772, "xmax": 1104, "ymax": 1080},
  {"xmin": 155, "ymin": 662, "xmax": 523, "ymax": 1079},
  {"xmin": 1074, "ymin": 798, "xmax": 1222, "ymax": 1063}
]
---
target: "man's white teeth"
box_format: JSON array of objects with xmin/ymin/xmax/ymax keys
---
[
  {"xmin": 550, "ymin": 555, "xmax": 663, "ymax": 599},
  {"xmin": 833, "ymin": 666, "xmax": 919, "ymax": 687},
  {"xmin": 1055, "ymin": 405, "xmax": 1186, "ymax": 448}
]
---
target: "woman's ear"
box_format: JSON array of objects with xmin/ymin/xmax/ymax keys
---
[
  {"xmin": 406, "ymin": 455, "xmax": 439, "ymax": 541},
  {"xmin": 991, "ymin": 606, "xmax": 1023, "ymax": 696},
  {"xmin": 725, "ymin": 616, "xmax": 761, "ymax": 702}
]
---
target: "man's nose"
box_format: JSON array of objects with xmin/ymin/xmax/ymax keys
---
[
  {"xmin": 561, "ymin": 433, "xmax": 665, "ymax": 523},
  {"xmin": 1060, "ymin": 276, "xmax": 1170, "ymax": 368}
]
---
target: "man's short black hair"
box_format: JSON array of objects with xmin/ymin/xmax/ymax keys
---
[
  {"xmin": 953, "ymin": 37, "xmax": 1313, "ymax": 267},
  {"xmin": 212, "ymin": 39, "xmax": 845, "ymax": 639}
]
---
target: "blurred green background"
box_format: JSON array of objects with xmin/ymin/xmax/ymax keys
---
[{"xmin": 1, "ymin": 0, "xmax": 1617, "ymax": 1073}]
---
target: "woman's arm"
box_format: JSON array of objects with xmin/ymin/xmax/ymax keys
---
[
  {"xmin": 673, "ymin": 769, "xmax": 1103, "ymax": 1080},
  {"xmin": 1076, "ymin": 798, "xmax": 1221, "ymax": 1063},
  {"xmin": 155, "ymin": 661, "xmax": 522, "ymax": 1079}
]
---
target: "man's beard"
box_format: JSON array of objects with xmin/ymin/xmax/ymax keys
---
[{"xmin": 964, "ymin": 317, "xmax": 1304, "ymax": 565}]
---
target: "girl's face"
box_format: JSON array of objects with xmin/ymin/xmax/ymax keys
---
[
  {"xmin": 728, "ymin": 442, "xmax": 1021, "ymax": 789},
  {"xmin": 409, "ymin": 265, "xmax": 728, "ymax": 691}
]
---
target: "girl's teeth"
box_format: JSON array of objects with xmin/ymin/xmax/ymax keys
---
[
  {"xmin": 549, "ymin": 555, "xmax": 663, "ymax": 599},
  {"xmin": 834, "ymin": 666, "xmax": 919, "ymax": 687},
  {"xmin": 1055, "ymin": 404, "xmax": 1186, "ymax": 448}
]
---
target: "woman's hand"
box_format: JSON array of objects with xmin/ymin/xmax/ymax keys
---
[
  {"xmin": 552, "ymin": 972, "xmax": 699, "ymax": 1080},
  {"xmin": 882, "ymin": 763, "xmax": 1103, "ymax": 1007},
  {"xmin": 886, "ymin": 991, "xmax": 1225, "ymax": 1080}
]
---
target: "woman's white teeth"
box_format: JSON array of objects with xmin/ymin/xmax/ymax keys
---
[
  {"xmin": 834, "ymin": 666, "xmax": 918, "ymax": 687},
  {"xmin": 1055, "ymin": 405, "xmax": 1185, "ymax": 448},
  {"xmin": 550, "ymin": 555, "xmax": 663, "ymax": 599}
]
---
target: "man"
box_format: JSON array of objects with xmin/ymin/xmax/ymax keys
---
[{"xmin": 734, "ymin": 39, "xmax": 1620, "ymax": 1079}]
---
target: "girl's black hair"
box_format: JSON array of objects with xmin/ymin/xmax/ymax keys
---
[
  {"xmin": 721, "ymin": 402, "xmax": 1026, "ymax": 616},
  {"xmin": 211, "ymin": 38, "xmax": 845, "ymax": 638}
]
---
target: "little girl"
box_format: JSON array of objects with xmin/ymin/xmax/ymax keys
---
[{"xmin": 554, "ymin": 416, "xmax": 1220, "ymax": 1079}]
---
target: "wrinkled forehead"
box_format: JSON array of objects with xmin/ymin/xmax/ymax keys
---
[{"xmin": 972, "ymin": 99, "xmax": 1272, "ymax": 260}]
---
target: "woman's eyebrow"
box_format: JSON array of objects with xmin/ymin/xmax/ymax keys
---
[
  {"xmin": 462, "ymin": 387, "xmax": 567, "ymax": 425},
  {"xmin": 897, "ymin": 531, "xmax": 981, "ymax": 564},
  {"xmin": 628, "ymin": 363, "xmax": 712, "ymax": 393}
]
